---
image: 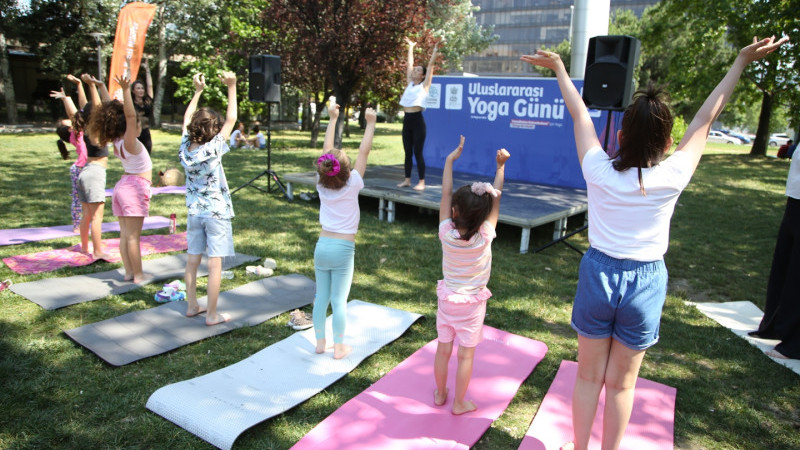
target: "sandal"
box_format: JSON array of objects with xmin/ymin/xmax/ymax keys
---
[{"xmin": 154, "ymin": 286, "xmax": 186, "ymax": 303}]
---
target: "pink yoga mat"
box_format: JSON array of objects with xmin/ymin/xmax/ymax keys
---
[
  {"xmin": 0, "ymin": 216, "xmax": 171, "ymax": 246},
  {"xmin": 519, "ymin": 360, "xmax": 676, "ymax": 450},
  {"xmin": 292, "ymin": 326, "xmax": 548, "ymax": 450},
  {"xmin": 3, "ymin": 232, "xmax": 187, "ymax": 275},
  {"xmin": 104, "ymin": 185, "xmax": 186, "ymax": 197}
]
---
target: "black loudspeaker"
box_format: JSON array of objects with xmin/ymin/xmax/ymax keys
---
[
  {"xmin": 582, "ymin": 35, "xmax": 640, "ymax": 111},
  {"xmin": 249, "ymin": 55, "xmax": 281, "ymax": 103}
]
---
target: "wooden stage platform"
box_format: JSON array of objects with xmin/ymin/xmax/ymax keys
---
[{"xmin": 283, "ymin": 165, "xmax": 587, "ymax": 254}]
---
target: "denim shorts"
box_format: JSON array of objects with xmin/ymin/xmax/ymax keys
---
[
  {"xmin": 187, "ymin": 215, "xmax": 234, "ymax": 257},
  {"xmin": 571, "ymin": 247, "xmax": 668, "ymax": 350}
]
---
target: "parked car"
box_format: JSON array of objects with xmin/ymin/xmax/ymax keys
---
[
  {"xmin": 722, "ymin": 130, "xmax": 752, "ymax": 144},
  {"xmin": 707, "ymin": 130, "xmax": 742, "ymax": 145},
  {"xmin": 769, "ymin": 133, "xmax": 791, "ymax": 146}
]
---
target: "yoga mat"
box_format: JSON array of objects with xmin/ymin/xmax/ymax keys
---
[
  {"xmin": 104, "ymin": 185, "xmax": 186, "ymax": 196},
  {"xmin": 9, "ymin": 252, "xmax": 259, "ymax": 310},
  {"xmin": 293, "ymin": 326, "xmax": 548, "ymax": 450},
  {"xmin": 3, "ymin": 232, "xmax": 187, "ymax": 275},
  {"xmin": 519, "ymin": 360, "xmax": 676, "ymax": 450},
  {"xmin": 0, "ymin": 216, "xmax": 170, "ymax": 246},
  {"xmin": 64, "ymin": 274, "xmax": 315, "ymax": 366},
  {"xmin": 692, "ymin": 301, "xmax": 800, "ymax": 375},
  {"xmin": 146, "ymin": 300, "xmax": 422, "ymax": 450}
]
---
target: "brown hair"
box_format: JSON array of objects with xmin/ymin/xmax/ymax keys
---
[
  {"xmin": 614, "ymin": 84, "xmax": 674, "ymax": 195},
  {"xmin": 87, "ymin": 100, "xmax": 132, "ymax": 147},
  {"xmin": 316, "ymin": 149, "xmax": 351, "ymax": 190},
  {"xmin": 451, "ymin": 185, "xmax": 493, "ymax": 241},
  {"xmin": 187, "ymin": 108, "xmax": 222, "ymax": 145}
]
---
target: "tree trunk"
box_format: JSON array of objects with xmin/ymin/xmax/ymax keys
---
[
  {"xmin": 0, "ymin": 32, "xmax": 18, "ymax": 124},
  {"xmin": 309, "ymin": 91, "xmax": 324, "ymax": 148},
  {"xmin": 152, "ymin": 4, "xmax": 167, "ymax": 128},
  {"xmin": 749, "ymin": 91, "xmax": 772, "ymax": 157}
]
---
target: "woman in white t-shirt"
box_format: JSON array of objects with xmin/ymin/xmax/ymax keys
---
[
  {"xmin": 522, "ymin": 35, "xmax": 787, "ymax": 450},
  {"xmin": 397, "ymin": 37, "xmax": 440, "ymax": 191},
  {"xmin": 312, "ymin": 102, "xmax": 377, "ymax": 360}
]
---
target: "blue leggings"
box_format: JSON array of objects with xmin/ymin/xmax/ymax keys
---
[{"xmin": 313, "ymin": 237, "xmax": 355, "ymax": 343}]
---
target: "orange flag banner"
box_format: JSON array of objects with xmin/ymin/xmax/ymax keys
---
[{"xmin": 107, "ymin": 2, "xmax": 157, "ymax": 100}]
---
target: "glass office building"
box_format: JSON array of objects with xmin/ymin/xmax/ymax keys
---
[{"xmin": 464, "ymin": 0, "xmax": 660, "ymax": 76}]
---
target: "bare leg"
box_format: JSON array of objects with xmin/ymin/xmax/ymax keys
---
[
  {"xmin": 121, "ymin": 216, "xmax": 150, "ymax": 284},
  {"xmin": 79, "ymin": 202, "xmax": 92, "ymax": 254},
  {"xmin": 117, "ymin": 217, "xmax": 132, "ymax": 280},
  {"xmin": 204, "ymin": 256, "xmax": 230, "ymax": 325},
  {"xmin": 82, "ymin": 202, "xmax": 109, "ymax": 258},
  {"xmin": 184, "ymin": 253, "xmax": 205, "ymax": 316},
  {"xmin": 397, "ymin": 178, "xmax": 411, "ymax": 187},
  {"xmin": 601, "ymin": 339, "xmax": 646, "ymax": 450},
  {"xmin": 452, "ymin": 345, "xmax": 477, "ymax": 414},
  {"xmin": 571, "ymin": 335, "xmax": 612, "ymax": 450},
  {"xmin": 434, "ymin": 341, "xmax": 453, "ymax": 406}
]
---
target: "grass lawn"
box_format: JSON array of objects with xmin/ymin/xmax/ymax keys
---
[{"xmin": 0, "ymin": 125, "xmax": 798, "ymax": 449}]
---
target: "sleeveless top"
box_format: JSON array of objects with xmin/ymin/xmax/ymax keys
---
[
  {"xmin": 113, "ymin": 138, "xmax": 152, "ymax": 174},
  {"xmin": 399, "ymin": 82, "xmax": 428, "ymax": 109}
]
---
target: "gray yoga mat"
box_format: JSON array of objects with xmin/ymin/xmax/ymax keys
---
[
  {"xmin": 64, "ymin": 274, "xmax": 316, "ymax": 366},
  {"xmin": 146, "ymin": 300, "xmax": 422, "ymax": 450},
  {"xmin": 10, "ymin": 253, "xmax": 259, "ymax": 310}
]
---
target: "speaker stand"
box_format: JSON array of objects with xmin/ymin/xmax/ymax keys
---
[{"xmin": 232, "ymin": 106, "xmax": 289, "ymax": 199}]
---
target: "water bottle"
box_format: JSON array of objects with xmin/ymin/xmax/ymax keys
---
[
  {"xmin": 221, "ymin": 270, "xmax": 234, "ymax": 279},
  {"xmin": 169, "ymin": 213, "xmax": 177, "ymax": 234}
]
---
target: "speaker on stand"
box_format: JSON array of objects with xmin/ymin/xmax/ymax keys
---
[{"xmin": 233, "ymin": 54, "xmax": 289, "ymax": 199}]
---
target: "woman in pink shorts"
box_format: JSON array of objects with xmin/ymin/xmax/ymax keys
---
[
  {"xmin": 88, "ymin": 74, "xmax": 153, "ymax": 284},
  {"xmin": 433, "ymin": 135, "xmax": 509, "ymax": 415}
]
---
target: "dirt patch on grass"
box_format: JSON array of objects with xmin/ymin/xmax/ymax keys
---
[{"xmin": 669, "ymin": 278, "xmax": 717, "ymax": 302}]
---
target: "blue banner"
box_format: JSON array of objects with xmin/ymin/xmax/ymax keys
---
[{"xmin": 421, "ymin": 76, "xmax": 611, "ymax": 189}]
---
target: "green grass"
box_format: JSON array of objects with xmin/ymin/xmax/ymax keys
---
[{"xmin": 0, "ymin": 127, "xmax": 797, "ymax": 449}]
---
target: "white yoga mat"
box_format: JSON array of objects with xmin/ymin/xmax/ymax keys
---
[
  {"xmin": 691, "ymin": 301, "xmax": 800, "ymax": 375},
  {"xmin": 146, "ymin": 300, "xmax": 422, "ymax": 450}
]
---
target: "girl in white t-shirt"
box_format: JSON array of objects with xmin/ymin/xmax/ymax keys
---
[
  {"xmin": 312, "ymin": 102, "xmax": 377, "ymax": 360},
  {"xmin": 522, "ymin": 35, "xmax": 788, "ymax": 450}
]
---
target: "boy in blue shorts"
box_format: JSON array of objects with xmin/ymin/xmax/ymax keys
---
[{"xmin": 179, "ymin": 71, "xmax": 238, "ymax": 326}]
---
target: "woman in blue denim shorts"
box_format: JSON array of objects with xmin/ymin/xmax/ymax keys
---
[{"xmin": 522, "ymin": 36, "xmax": 788, "ymax": 450}]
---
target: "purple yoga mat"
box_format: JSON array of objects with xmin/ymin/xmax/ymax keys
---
[{"xmin": 0, "ymin": 216, "xmax": 171, "ymax": 246}]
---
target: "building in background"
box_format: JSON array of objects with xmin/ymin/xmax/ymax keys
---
[{"xmin": 463, "ymin": 0, "xmax": 659, "ymax": 77}]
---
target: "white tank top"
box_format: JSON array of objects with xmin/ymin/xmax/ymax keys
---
[{"xmin": 399, "ymin": 82, "xmax": 428, "ymax": 109}]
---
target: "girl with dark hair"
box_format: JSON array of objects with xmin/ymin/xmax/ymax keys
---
[
  {"xmin": 131, "ymin": 57, "xmax": 154, "ymax": 155},
  {"xmin": 434, "ymin": 135, "xmax": 509, "ymax": 415},
  {"xmin": 88, "ymin": 74, "xmax": 153, "ymax": 284},
  {"xmin": 397, "ymin": 37, "xmax": 441, "ymax": 191},
  {"xmin": 522, "ymin": 35, "xmax": 788, "ymax": 450},
  {"xmin": 312, "ymin": 102, "xmax": 377, "ymax": 359}
]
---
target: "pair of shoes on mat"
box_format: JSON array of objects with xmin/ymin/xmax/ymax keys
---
[
  {"xmin": 287, "ymin": 309, "xmax": 313, "ymax": 330},
  {"xmin": 154, "ymin": 285, "xmax": 186, "ymax": 303},
  {"xmin": 246, "ymin": 266, "xmax": 273, "ymax": 277}
]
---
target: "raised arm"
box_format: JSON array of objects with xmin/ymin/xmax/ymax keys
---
[
  {"xmin": 66, "ymin": 74, "xmax": 87, "ymax": 109},
  {"xmin": 486, "ymin": 149, "xmax": 510, "ymax": 227},
  {"xmin": 405, "ymin": 37, "xmax": 416, "ymax": 84},
  {"xmin": 143, "ymin": 55, "xmax": 154, "ymax": 98},
  {"xmin": 323, "ymin": 102, "xmax": 340, "ymax": 152},
  {"xmin": 440, "ymin": 135, "xmax": 465, "ymax": 222},
  {"xmin": 116, "ymin": 75, "xmax": 142, "ymax": 155},
  {"xmin": 81, "ymin": 73, "xmax": 102, "ymax": 107},
  {"xmin": 353, "ymin": 107, "xmax": 377, "ymax": 176},
  {"xmin": 521, "ymin": 51, "xmax": 601, "ymax": 164},
  {"xmin": 422, "ymin": 40, "xmax": 440, "ymax": 91},
  {"xmin": 50, "ymin": 88, "xmax": 78, "ymax": 120},
  {"xmin": 219, "ymin": 71, "xmax": 238, "ymax": 140},
  {"xmin": 676, "ymin": 35, "xmax": 788, "ymax": 171},
  {"xmin": 182, "ymin": 73, "xmax": 206, "ymax": 133}
]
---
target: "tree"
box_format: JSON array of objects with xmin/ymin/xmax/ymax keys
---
[{"xmin": 0, "ymin": 0, "xmax": 21, "ymax": 123}]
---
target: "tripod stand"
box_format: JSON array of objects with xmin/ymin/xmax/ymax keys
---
[{"xmin": 232, "ymin": 106, "xmax": 289, "ymax": 198}]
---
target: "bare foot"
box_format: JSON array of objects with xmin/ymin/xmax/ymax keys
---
[
  {"xmin": 559, "ymin": 442, "xmax": 575, "ymax": 450},
  {"xmin": 766, "ymin": 348, "xmax": 790, "ymax": 359},
  {"xmin": 333, "ymin": 343, "xmax": 352, "ymax": 359},
  {"xmin": 123, "ymin": 273, "xmax": 134, "ymax": 281},
  {"xmin": 451, "ymin": 399, "xmax": 477, "ymax": 415},
  {"xmin": 93, "ymin": 252, "xmax": 112, "ymax": 260},
  {"xmin": 434, "ymin": 388, "xmax": 448, "ymax": 406},
  {"xmin": 397, "ymin": 179, "xmax": 411, "ymax": 188},
  {"xmin": 412, "ymin": 182, "xmax": 425, "ymax": 191},
  {"xmin": 186, "ymin": 305, "xmax": 207, "ymax": 317},
  {"xmin": 206, "ymin": 312, "xmax": 231, "ymax": 326},
  {"xmin": 316, "ymin": 339, "xmax": 327, "ymax": 354},
  {"xmin": 133, "ymin": 273, "xmax": 154, "ymax": 285}
]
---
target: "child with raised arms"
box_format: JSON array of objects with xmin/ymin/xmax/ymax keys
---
[
  {"xmin": 312, "ymin": 102, "xmax": 377, "ymax": 359},
  {"xmin": 179, "ymin": 71, "xmax": 238, "ymax": 326},
  {"xmin": 434, "ymin": 135, "xmax": 509, "ymax": 415}
]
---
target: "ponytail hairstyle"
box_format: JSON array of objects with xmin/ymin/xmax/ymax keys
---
[
  {"xmin": 187, "ymin": 107, "xmax": 222, "ymax": 145},
  {"xmin": 614, "ymin": 84, "xmax": 674, "ymax": 196},
  {"xmin": 87, "ymin": 100, "xmax": 127, "ymax": 147},
  {"xmin": 71, "ymin": 108, "xmax": 88, "ymax": 133},
  {"xmin": 316, "ymin": 149, "xmax": 351, "ymax": 190},
  {"xmin": 451, "ymin": 184, "xmax": 495, "ymax": 241}
]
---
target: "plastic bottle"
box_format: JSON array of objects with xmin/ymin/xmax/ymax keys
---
[
  {"xmin": 221, "ymin": 270, "xmax": 234, "ymax": 279},
  {"xmin": 169, "ymin": 213, "xmax": 177, "ymax": 234}
]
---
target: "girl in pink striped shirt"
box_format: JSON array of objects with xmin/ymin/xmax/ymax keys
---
[{"xmin": 434, "ymin": 135, "xmax": 510, "ymax": 415}]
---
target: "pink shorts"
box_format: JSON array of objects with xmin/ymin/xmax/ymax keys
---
[
  {"xmin": 436, "ymin": 299, "xmax": 487, "ymax": 348},
  {"xmin": 112, "ymin": 175, "xmax": 151, "ymax": 217}
]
